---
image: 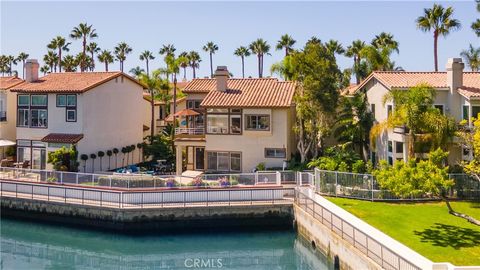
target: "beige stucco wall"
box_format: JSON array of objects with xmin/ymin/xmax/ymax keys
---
[
  {"xmin": 205, "ymin": 108, "xmax": 293, "ymax": 172},
  {"xmin": 143, "ymin": 98, "xmax": 160, "ymax": 137},
  {"xmin": 0, "ymin": 90, "xmax": 17, "ymax": 159}
]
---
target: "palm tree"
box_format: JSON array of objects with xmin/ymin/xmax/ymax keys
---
[
  {"xmin": 43, "ymin": 51, "xmax": 58, "ymax": 72},
  {"xmin": 461, "ymin": 44, "xmax": 480, "ymax": 71},
  {"xmin": 40, "ymin": 65, "xmax": 50, "ymax": 75},
  {"xmin": 106, "ymin": 150, "xmax": 113, "ymax": 170},
  {"xmin": 17, "ymin": 52, "xmax": 29, "ymax": 79},
  {"xmin": 203, "ymin": 42, "xmax": 219, "ymax": 78},
  {"xmin": 139, "ymin": 50, "xmax": 155, "ymax": 74},
  {"xmin": 90, "ymin": 153, "xmax": 97, "ymax": 173},
  {"xmin": 129, "ymin": 66, "xmax": 145, "ymax": 78},
  {"xmin": 47, "ymin": 36, "xmax": 70, "ymax": 72},
  {"xmin": 76, "ymin": 53, "xmax": 93, "ymax": 72},
  {"xmin": 139, "ymin": 69, "xmax": 164, "ymax": 142},
  {"xmin": 86, "ymin": 42, "xmax": 101, "ymax": 71},
  {"xmin": 62, "ymin": 55, "xmax": 78, "ymax": 72},
  {"xmin": 166, "ymin": 55, "xmax": 182, "ymax": 115},
  {"xmin": 472, "ymin": 19, "xmax": 480, "ymax": 37},
  {"xmin": 6, "ymin": 55, "xmax": 17, "ymax": 76},
  {"xmin": 97, "ymin": 50, "xmax": 114, "ymax": 71},
  {"xmin": 371, "ymin": 32, "xmax": 399, "ymax": 53},
  {"xmin": 307, "ymin": 36, "xmax": 322, "ymax": 45},
  {"xmin": 276, "ymin": 34, "xmax": 296, "ymax": 57},
  {"xmin": 159, "ymin": 44, "xmax": 176, "ymax": 81},
  {"xmin": 188, "ymin": 51, "xmax": 201, "ymax": 79},
  {"xmin": 325, "ymin": 39, "xmax": 345, "ymax": 57},
  {"xmin": 70, "ymin": 23, "xmax": 98, "ymax": 72},
  {"xmin": 234, "ymin": 46, "xmax": 251, "ymax": 78},
  {"xmin": 114, "ymin": 42, "xmax": 132, "ymax": 72},
  {"xmin": 98, "ymin": 151, "xmax": 105, "ymax": 171},
  {"xmin": 112, "ymin": 148, "xmax": 119, "ymax": 169},
  {"xmin": 249, "ymin": 38, "xmax": 271, "ymax": 78},
  {"xmin": 178, "ymin": 51, "xmax": 189, "ymax": 81},
  {"xmin": 346, "ymin": 40, "xmax": 366, "ymax": 84},
  {"xmin": 416, "ymin": 4, "xmax": 461, "ymax": 71}
]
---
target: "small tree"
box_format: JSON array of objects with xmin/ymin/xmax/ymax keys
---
[
  {"xmin": 47, "ymin": 146, "xmax": 79, "ymax": 172},
  {"xmin": 90, "ymin": 154, "xmax": 97, "ymax": 172},
  {"xmin": 460, "ymin": 115, "xmax": 480, "ymax": 180},
  {"xmin": 121, "ymin": 147, "xmax": 127, "ymax": 167},
  {"xmin": 80, "ymin": 154, "xmax": 88, "ymax": 173},
  {"xmin": 98, "ymin": 151, "xmax": 105, "ymax": 171},
  {"xmin": 112, "ymin": 148, "xmax": 119, "ymax": 169},
  {"xmin": 106, "ymin": 150, "xmax": 113, "ymax": 170}
]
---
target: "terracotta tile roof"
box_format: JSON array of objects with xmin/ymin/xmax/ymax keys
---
[
  {"xmin": 0, "ymin": 76, "xmax": 24, "ymax": 90},
  {"xmin": 41, "ymin": 133, "xmax": 84, "ymax": 144},
  {"xmin": 183, "ymin": 78, "xmax": 295, "ymax": 108},
  {"xmin": 340, "ymin": 84, "xmax": 358, "ymax": 96},
  {"xmin": 355, "ymin": 71, "xmax": 480, "ymax": 99},
  {"xmin": 10, "ymin": 72, "xmax": 147, "ymax": 93}
]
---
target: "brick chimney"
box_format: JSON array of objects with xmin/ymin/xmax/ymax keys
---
[
  {"xmin": 446, "ymin": 58, "xmax": 464, "ymax": 93},
  {"xmin": 25, "ymin": 59, "xmax": 39, "ymax": 82},
  {"xmin": 214, "ymin": 66, "xmax": 229, "ymax": 92}
]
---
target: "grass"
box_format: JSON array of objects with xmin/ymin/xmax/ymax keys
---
[{"xmin": 327, "ymin": 197, "xmax": 480, "ymax": 266}]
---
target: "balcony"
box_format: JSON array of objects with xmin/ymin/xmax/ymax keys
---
[
  {"xmin": 393, "ymin": 125, "xmax": 409, "ymax": 134},
  {"xmin": 0, "ymin": 111, "xmax": 6, "ymax": 122},
  {"xmin": 156, "ymin": 119, "xmax": 167, "ymax": 128},
  {"xmin": 175, "ymin": 127, "xmax": 205, "ymax": 136}
]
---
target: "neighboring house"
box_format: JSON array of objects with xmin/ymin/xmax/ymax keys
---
[
  {"xmin": 142, "ymin": 93, "xmax": 168, "ymax": 137},
  {"xmin": 174, "ymin": 66, "xmax": 296, "ymax": 175},
  {"xmin": 353, "ymin": 58, "xmax": 480, "ymax": 165},
  {"xmin": 0, "ymin": 76, "xmax": 24, "ymax": 159},
  {"xmin": 9, "ymin": 59, "xmax": 146, "ymax": 172}
]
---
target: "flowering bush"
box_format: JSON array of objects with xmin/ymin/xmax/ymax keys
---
[
  {"xmin": 189, "ymin": 178, "xmax": 205, "ymax": 187},
  {"xmin": 218, "ymin": 177, "xmax": 230, "ymax": 187},
  {"xmin": 166, "ymin": 178, "xmax": 177, "ymax": 188}
]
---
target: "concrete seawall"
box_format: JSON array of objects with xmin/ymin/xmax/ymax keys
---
[{"xmin": 1, "ymin": 196, "xmax": 294, "ymax": 232}]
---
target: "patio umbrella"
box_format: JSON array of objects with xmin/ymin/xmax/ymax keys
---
[
  {"xmin": 173, "ymin": 109, "xmax": 200, "ymax": 117},
  {"xmin": 0, "ymin": 139, "xmax": 16, "ymax": 160}
]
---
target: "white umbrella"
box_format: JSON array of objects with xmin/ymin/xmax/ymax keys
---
[{"xmin": 0, "ymin": 139, "xmax": 16, "ymax": 160}]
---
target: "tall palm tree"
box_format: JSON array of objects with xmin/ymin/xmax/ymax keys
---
[
  {"xmin": 86, "ymin": 42, "xmax": 101, "ymax": 71},
  {"xmin": 6, "ymin": 55, "xmax": 17, "ymax": 76},
  {"xmin": 178, "ymin": 51, "xmax": 189, "ymax": 81},
  {"xmin": 371, "ymin": 32, "xmax": 399, "ymax": 53},
  {"xmin": 47, "ymin": 36, "xmax": 70, "ymax": 72},
  {"xmin": 70, "ymin": 23, "xmax": 98, "ymax": 72},
  {"xmin": 166, "ymin": 55, "xmax": 182, "ymax": 115},
  {"xmin": 472, "ymin": 19, "xmax": 480, "ymax": 37},
  {"xmin": 346, "ymin": 40, "xmax": 366, "ymax": 84},
  {"xmin": 0, "ymin": 55, "xmax": 8, "ymax": 75},
  {"xmin": 203, "ymin": 41, "xmax": 219, "ymax": 78},
  {"xmin": 461, "ymin": 44, "xmax": 480, "ymax": 71},
  {"xmin": 114, "ymin": 42, "xmax": 132, "ymax": 72},
  {"xmin": 416, "ymin": 4, "xmax": 461, "ymax": 71},
  {"xmin": 40, "ymin": 65, "xmax": 50, "ymax": 75},
  {"xmin": 276, "ymin": 34, "xmax": 296, "ymax": 57},
  {"xmin": 188, "ymin": 51, "xmax": 201, "ymax": 79},
  {"xmin": 62, "ymin": 55, "xmax": 78, "ymax": 72},
  {"xmin": 159, "ymin": 44, "xmax": 176, "ymax": 81},
  {"xmin": 325, "ymin": 39, "xmax": 345, "ymax": 57},
  {"xmin": 97, "ymin": 50, "xmax": 114, "ymax": 71},
  {"xmin": 17, "ymin": 52, "xmax": 29, "ymax": 79},
  {"xmin": 139, "ymin": 70, "xmax": 164, "ymax": 142},
  {"xmin": 76, "ymin": 53, "xmax": 93, "ymax": 71},
  {"xmin": 43, "ymin": 51, "xmax": 58, "ymax": 73},
  {"xmin": 234, "ymin": 46, "xmax": 251, "ymax": 78},
  {"xmin": 139, "ymin": 50, "xmax": 155, "ymax": 74},
  {"xmin": 129, "ymin": 66, "xmax": 145, "ymax": 78},
  {"xmin": 249, "ymin": 38, "xmax": 271, "ymax": 78},
  {"xmin": 307, "ymin": 36, "xmax": 322, "ymax": 45}
]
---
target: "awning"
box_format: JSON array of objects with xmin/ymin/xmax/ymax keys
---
[
  {"xmin": 41, "ymin": 133, "xmax": 84, "ymax": 144},
  {"xmin": 173, "ymin": 109, "xmax": 200, "ymax": 117},
  {"xmin": 0, "ymin": 139, "xmax": 16, "ymax": 147}
]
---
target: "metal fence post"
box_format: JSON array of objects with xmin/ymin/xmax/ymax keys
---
[
  {"xmin": 60, "ymin": 172, "xmax": 63, "ymax": 184},
  {"xmin": 91, "ymin": 174, "xmax": 94, "ymax": 186},
  {"xmin": 76, "ymin": 174, "xmax": 79, "ymax": 185},
  {"xmin": 276, "ymin": 171, "xmax": 281, "ymax": 186},
  {"xmin": 255, "ymin": 172, "xmax": 258, "ymax": 185},
  {"xmin": 371, "ymin": 175, "xmax": 374, "ymax": 201},
  {"xmin": 335, "ymin": 171, "xmax": 338, "ymax": 197}
]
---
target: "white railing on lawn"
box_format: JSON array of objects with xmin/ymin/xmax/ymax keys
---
[{"xmin": 174, "ymin": 127, "xmax": 204, "ymax": 135}]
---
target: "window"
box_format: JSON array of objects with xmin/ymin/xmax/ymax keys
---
[
  {"xmin": 472, "ymin": 106, "xmax": 480, "ymax": 119},
  {"xmin": 0, "ymin": 97, "xmax": 5, "ymax": 122},
  {"xmin": 187, "ymin": 100, "xmax": 201, "ymax": 109},
  {"xmin": 395, "ymin": 141, "xmax": 403, "ymax": 154},
  {"xmin": 246, "ymin": 115, "xmax": 270, "ymax": 131},
  {"xmin": 230, "ymin": 115, "xmax": 241, "ymax": 134},
  {"xmin": 207, "ymin": 114, "xmax": 229, "ymax": 134},
  {"xmin": 17, "ymin": 109, "xmax": 29, "ymax": 127},
  {"xmin": 31, "ymin": 109, "xmax": 47, "ymax": 127},
  {"xmin": 31, "ymin": 95, "xmax": 47, "ymax": 106},
  {"xmin": 370, "ymin": 104, "xmax": 375, "ymax": 118},
  {"xmin": 66, "ymin": 109, "xmax": 76, "ymax": 122},
  {"xmin": 265, "ymin": 148, "xmax": 286, "ymax": 158},
  {"xmin": 206, "ymin": 109, "xmax": 242, "ymax": 135},
  {"xmin": 57, "ymin": 95, "xmax": 66, "ymax": 107},
  {"xmin": 66, "ymin": 95, "xmax": 76, "ymax": 106},
  {"xmin": 387, "ymin": 104, "xmax": 393, "ymax": 119},
  {"xmin": 463, "ymin": 105, "xmax": 469, "ymax": 121},
  {"xmin": 388, "ymin": 156, "xmax": 393, "ymax": 165},
  {"xmin": 18, "ymin": 95, "xmax": 29, "ymax": 106},
  {"xmin": 388, "ymin": 141, "xmax": 393, "ymax": 153},
  {"xmin": 434, "ymin": 104, "xmax": 444, "ymax": 114},
  {"xmin": 207, "ymin": 151, "xmax": 242, "ymax": 172}
]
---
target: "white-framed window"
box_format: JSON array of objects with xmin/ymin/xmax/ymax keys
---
[
  {"xmin": 207, "ymin": 151, "xmax": 242, "ymax": 172},
  {"xmin": 66, "ymin": 109, "xmax": 76, "ymax": 122},
  {"xmin": 18, "ymin": 95, "xmax": 29, "ymax": 106},
  {"xmin": 57, "ymin": 95, "xmax": 67, "ymax": 107},
  {"xmin": 265, "ymin": 148, "xmax": 286, "ymax": 158},
  {"xmin": 66, "ymin": 95, "xmax": 77, "ymax": 107},
  {"xmin": 30, "ymin": 109, "xmax": 48, "ymax": 127},
  {"xmin": 17, "ymin": 109, "xmax": 29, "ymax": 127}
]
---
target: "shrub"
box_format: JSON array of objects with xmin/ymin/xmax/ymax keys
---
[
  {"xmin": 47, "ymin": 146, "xmax": 79, "ymax": 172},
  {"xmin": 256, "ymin": 162, "xmax": 266, "ymax": 171}
]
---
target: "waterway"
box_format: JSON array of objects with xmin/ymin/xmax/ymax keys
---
[{"xmin": 0, "ymin": 218, "xmax": 333, "ymax": 270}]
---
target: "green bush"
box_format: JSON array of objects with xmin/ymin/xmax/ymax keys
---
[
  {"xmin": 308, "ymin": 145, "xmax": 366, "ymax": 173},
  {"xmin": 47, "ymin": 146, "xmax": 79, "ymax": 172}
]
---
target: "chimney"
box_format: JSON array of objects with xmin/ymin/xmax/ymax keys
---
[
  {"xmin": 446, "ymin": 58, "xmax": 464, "ymax": 93},
  {"xmin": 25, "ymin": 59, "xmax": 39, "ymax": 82},
  {"xmin": 214, "ymin": 66, "xmax": 229, "ymax": 92}
]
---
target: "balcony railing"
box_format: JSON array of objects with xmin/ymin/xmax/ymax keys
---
[
  {"xmin": 0, "ymin": 111, "xmax": 6, "ymax": 122},
  {"xmin": 175, "ymin": 127, "xmax": 205, "ymax": 135}
]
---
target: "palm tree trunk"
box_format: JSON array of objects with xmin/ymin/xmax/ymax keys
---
[
  {"xmin": 150, "ymin": 91, "xmax": 155, "ymax": 143},
  {"xmin": 82, "ymin": 37, "xmax": 86, "ymax": 72},
  {"xmin": 105, "ymin": 62, "xmax": 108, "ymax": 72},
  {"xmin": 408, "ymin": 131, "xmax": 415, "ymax": 159},
  {"xmin": 433, "ymin": 31, "xmax": 438, "ymax": 72},
  {"xmin": 173, "ymin": 75, "xmax": 177, "ymax": 115},
  {"xmin": 183, "ymin": 67, "xmax": 186, "ymax": 80},
  {"xmin": 241, "ymin": 56, "xmax": 245, "ymax": 78},
  {"xmin": 22, "ymin": 61, "xmax": 25, "ymax": 79},
  {"xmin": 91, "ymin": 52, "xmax": 95, "ymax": 71},
  {"xmin": 210, "ymin": 53, "xmax": 213, "ymax": 78},
  {"xmin": 146, "ymin": 60, "xmax": 149, "ymax": 75},
  {"xmin": 285, "ymin": 48, "xmax": 288, "ymax": 57},
  {"xmin": 354, "ymin": 56, "xmax": 360, "ymax": 84},
  {"xmin": 193, "ymin": 66, "xmax": 196, "ymax": 79},
  {"xmin": 58, "ymin": 49, "xmax": 62, "ymax": 72},
  {"xmin": 258, "ymin": 55, "xmax": 261, "ymax": 78}
]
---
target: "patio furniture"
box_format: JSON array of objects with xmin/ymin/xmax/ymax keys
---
[{"xmin": 0, "ymin": 159, "xmax": 13, "ymax": 167}]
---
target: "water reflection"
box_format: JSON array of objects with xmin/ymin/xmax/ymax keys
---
[{"xmin": 1, "ymin": 218, "xmax": 332, "ymax": 270}]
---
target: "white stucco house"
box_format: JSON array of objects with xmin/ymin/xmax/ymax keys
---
[
  {"xmin": 0, "ymin": 76, "xmax": 24, "ymax": 159},
  {"xmin": 9, "ymin": 59, "xmax": 147, "ymax": 172},
  {"xmin": 174, "ymin": 66, "xmax": 296, "ymax": 175},
  {"xmin": 350, "ymin": 58, "xmax": 480, "ymax": 165}
]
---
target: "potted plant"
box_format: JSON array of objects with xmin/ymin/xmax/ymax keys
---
[
  {"xmin": 166, "ymin": 178, "xmax": 176, "ymax": 188},
  {"xmin": 112, "ymin": 148, "xmax": 119, "ymax": 169},
  {"xmin": 80, "ymin": 154, "xmax": 88, "ymax": 173},
  {"xmin": 218, "ymin": 177, "xmax": 230, "ymax": 187},
  {"xmin": 98, "ymin": 151, "xmax": 105, "ymax": 171},
  {"xmin": 90, "ymin": 153, "xmax": 97, "ymax": 172},
  {"xmin": 106, "ymin": 150, "xmax": 113, "ymax": 170}
]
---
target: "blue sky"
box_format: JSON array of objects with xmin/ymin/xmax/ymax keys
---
[{"xmin": 1, "ymin": 1, "xmax": 478, "ymax": 79}]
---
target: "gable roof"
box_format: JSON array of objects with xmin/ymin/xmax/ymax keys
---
[
  {"xmin": 184, "ymin": 78, "xmax": 295, "ymax": 108},
  {"xmin": 0, "ymin": 76, "xmax": 24, "ymax": 90},
  {"xmin": 10, "ymin": 72, "xmax": 147, "ymax": 93},
  {"xmin": 354, "ymin": 71, "xmax": 480, "ymax": 99}
]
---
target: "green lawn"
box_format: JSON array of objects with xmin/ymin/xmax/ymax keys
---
[{"xmin": 327, "ymin": 197, "xmax": 480, "ymax": 266}]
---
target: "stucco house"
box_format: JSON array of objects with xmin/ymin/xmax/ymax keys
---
[
  {"xmin": 174, "ymin": 66, "xmax": 296, "ymax": 175},
  {"xmin": 352, "ymin": 58, "xmax": 480, "ymax": 165},
  {"xmin": 0, "ymin": 76, "xmax": 24, "ymax": 159},
  {"xmin": 9, "ymin": 59, "xmax": 146, "ymax": 172}
]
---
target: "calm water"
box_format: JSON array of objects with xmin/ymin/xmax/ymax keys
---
[{"xmin": 0, "ymin": 218, "xmax": 333, "ymax": 270}]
